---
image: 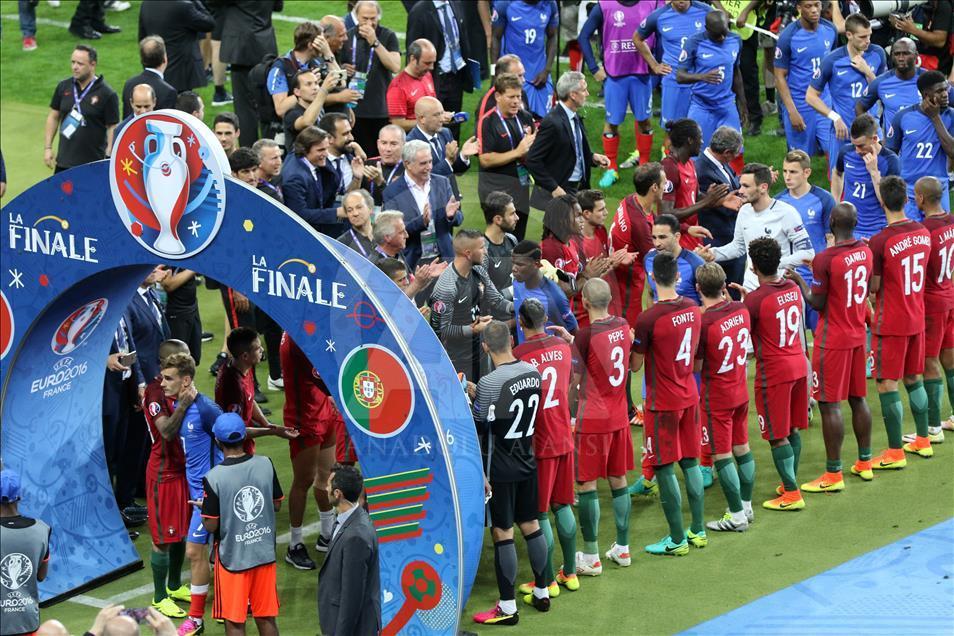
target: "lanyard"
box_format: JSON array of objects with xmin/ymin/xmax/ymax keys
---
[
  {"xmin": 258, "ymin": 179, "xmax": 280, "ymax": 194},
  {"xmin": 351, "ymin": 34, "xmax": 375, "ymax": 74},
  {"xmin": 495, "ymin": 109, "xmax": 524, "ymax": 150},
  {"xmin": 371, "ymin": 161, "xmax": 401, "ymax": 196},
  {"xmin": 350, "ymin": 228, "xmax": 370, "ymax": 257},
  {"xmin": 73, "ymin": 77, "xmax": 96, "ymax": 116}
]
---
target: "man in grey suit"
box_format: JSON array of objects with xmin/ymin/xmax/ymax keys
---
[{"xmin": 318, "ymin": 464, "xmax": 381, "ymax": 636}]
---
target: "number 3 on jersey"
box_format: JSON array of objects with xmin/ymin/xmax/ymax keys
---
[{"xmin": 608, "ymin": 346, "xmax": 626, "ymax": 387}]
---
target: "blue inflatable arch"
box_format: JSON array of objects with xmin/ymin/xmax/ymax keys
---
[{"xmin": 0, "ymin": 111, "xmax": 483, "ymax": 634}]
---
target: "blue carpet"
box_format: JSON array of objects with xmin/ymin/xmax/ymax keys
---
[{"xmin": 683, "ymin": 518, "xmax": 954, "ymax": 635}]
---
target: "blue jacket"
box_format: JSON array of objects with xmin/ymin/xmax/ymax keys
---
[
  {"xmin": 126, "ymin": 288, "xmax": 171, "ymax": 380},
  {"xmin": 382, "ymin": 173, "xmax": 461, "ymax": 269},
  {"xmin": 280, "ymin": 154, "xmax": 345, "ymax": 237}
]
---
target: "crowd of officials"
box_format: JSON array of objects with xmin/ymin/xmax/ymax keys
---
[{"xmin": 2, "ymin": 0, "xmax": 954, "ymax": 634}]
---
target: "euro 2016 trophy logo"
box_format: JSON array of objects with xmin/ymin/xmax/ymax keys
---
[
  {"xmin": 51, "ymin": 298, "xmax": 108, "ymax": 356},
  {"xmin": 109, "ymin": 111, "xmax": 230, "ymax": 259}
]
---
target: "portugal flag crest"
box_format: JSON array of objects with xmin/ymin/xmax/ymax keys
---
[{"xmin": 339, "ymin": 345, "xmax": 415, "ymax": 438}]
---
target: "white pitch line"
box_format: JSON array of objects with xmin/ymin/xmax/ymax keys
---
[
  {"xmin": 1, "ymin": 14, "xmax": 71, "ymax": 29},
  {"xmin": 66, "ymin": 521, "xmax": 323, "ymax": 608}
]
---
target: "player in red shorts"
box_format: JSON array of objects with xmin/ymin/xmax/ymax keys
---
[
  {"xmin": 142, "ymin": 339, "xmax": 193, "ymax": 618},
  {"xmin": 631, "ymin": 253, "xmax": 704, "ymax": 555},
  {"xmin": 513, "ymin": 299, "xmax": 580, "ymax": 598},
  {"xmin": 280, "ymin": 332, "xmax": 340, "ymax": 570},
  {"xmin": 560, "ymin": 278, "xmax": 634, "ymax": 575},
  {"xmin": 693, "ymin": 264, "xmax": 756, "ymax": 533},
  {"xmin": 868, "ymin": 176, "xmax": 932, "ymax": 468},
  {"xmin": 785, "ymin": 203, "xmax": 875, "ymax": 491},
  {"xmin": 744, "ymin": 237, "xmax": 810, "ymax": 511},
  {"xmin": 905, "ymin": 176, "xmax": 954, "ymax": 447}
]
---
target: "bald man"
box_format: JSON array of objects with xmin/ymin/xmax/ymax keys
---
[
  {"xmin": 112, "ymin": 84, "xmax": 157, "ymax": 152},
  {"xmin": 406, "ymin": 95, "xmax": 478, "ymax": 198},
  {"xmin": 387, "ymin": 38, "xmax": 437, "ymax": 131}
]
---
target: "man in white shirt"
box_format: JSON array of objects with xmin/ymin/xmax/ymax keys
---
[{"xmin": 699, "ymin": 162, "xmax": 815, "ymax": 291}]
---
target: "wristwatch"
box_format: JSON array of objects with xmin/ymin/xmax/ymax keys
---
[{"xmin": 371, "ymin": 40, "xmax": 381, "ymax": 49}]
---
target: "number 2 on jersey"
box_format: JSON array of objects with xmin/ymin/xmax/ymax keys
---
[
  {"xmin": 540, "ymin": 366, "xmax": 560, "ymax": 409},
  {"xmin": 717, "ymin": 327, "xmax": 750, "ymax": 373}
]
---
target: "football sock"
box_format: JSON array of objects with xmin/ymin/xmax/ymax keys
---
[
  {"xmin": 636, "ymin": 131, "xmax": 654, "ymax": 165},
  {"xmin": 946, "ymin": 368, "xmax": 954, "ymax": 415},
  {"xmin": 525, "ymin": 529, "xmax": 549, "ymax": 591},
  {"xmin": 926, "ymin": 378, "xmax": 943, "ymax": 430},
  {"xmin": 319, "ymin": 510, "xmax": 335, "ymax": 539},
  {"xmin": 679, "ymin": 458, "xmax": 704, "ymax": 534},
  {"xmin": 611, "ymin": 486, "xmax": 631, "ymax": 546},
  {"xmin": 537, "ymin": 514, "xmax": 555, "ymax": 584},
  {"xmin": 736, "ymin": 451, "xmax": 756, "ymax": 502},
  {"xmin": 858, "ymin": 446, "xmax": 872, "ymax": 462},
  {"xmin": 906, "ymin": 380, "xmax": 929, "ymax": 438},
  {"xmin": 151, "ymin": 550, "xmax": 169, "ymax": 603},
  {"xmin": 771, "ymin": 444, "xmax": 797, "ymax": 492},
  {"xmin": 700, "ymin": 446, "xmax": 713, "ymax": 468},
  {"xmin": 655, "ymin": 463, "xmax": 685, "ymax": 544},
  {"xmin": 167, "ymin": 542, "xmax": 184, "ymax": 590},
  {"xmin": 826, "ymin": 459, "xmax": 842, "ymax": 473},
  {"xmin": 788, "ymin": 430, "xmax": 802, "ymax": 477},
  {"xmin": 603, "ymin": 133, "xmax": 620, "ymax": 170},
  {"xmin": 879, "ymin": 390, "xmax": 904, "ymax": 448},
  {"xmin": 494, "ymin": 539, "xmax": 517, "ymax": 601},
  {"xmin": 567, "ymin": 40, "xmax": 582, "ymax": 72},
  {"xmin": 554, "ymin": 504, "xmax": 577, "ymax": 575},
  {"xmin": 189, "ymin": 584, "xmax": 208, "ymax": 618},
  {"xmin": 715, "ymin": 458, "xmax": 743, "ymax": 513},
  {"xmin": 289, "ymin": 525, "xmax": 303, "ymax": 546},
  {"xmin": 577, "ymin": 490, "xmax": 600, "ymax": 554}
]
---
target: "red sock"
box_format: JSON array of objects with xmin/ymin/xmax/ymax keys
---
[
  {"xmin": 636, "ymin": 132, "xmax": 654, "ymax": 165},
  {"xmin": 641, "ymin": 450, "xmax": 655, "ymax": 481},
  {"xmin": 730, "ymin": 153, "xmax": 745, "ymax": 175},
  {"xmin": 567, "ymin": 41, "xmax": 582, "ymax": 72},
  {"xmin": 602, "ymin": 133, "xmax": 620, "ymax": 170},
  {"xmin": 189, "ymin": 593, "xmax": 207, "ymax": 619}
]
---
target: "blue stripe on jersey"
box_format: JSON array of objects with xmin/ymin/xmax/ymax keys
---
[
  {"xmin": 494, "ymin": 0, "xmax": 559, "ymax": 79},
  {"xmin": 835, "ymin": 144, "xmax": 900, "ymax": 238},
  {"xmin": 637, "ymin": 1, "xmax": 711, "ymax": 71},
  {"xmin": 777, "ymin": 186, "xmax": 835, "ymax": 281},
  {"xmin": 679, "ymin": 31, "xmax": 742, "ymax": 108},
  {"xmin": 811, "ymin": 45, "xmax": 887, "ymax": 125},
  {"xmin": 774, "ymin": 19, "xmax": 837, "ymax": 111}
]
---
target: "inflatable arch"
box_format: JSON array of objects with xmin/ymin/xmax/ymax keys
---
[{"xmin": 0, "ymin": 111, "xmax": 483, "ymax": 634}]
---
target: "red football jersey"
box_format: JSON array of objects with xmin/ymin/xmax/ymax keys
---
[
  {"xmin": 541, "ymin": 235, "xmax": 584, "ymax": 278},
  {"xmin": 662, "ymin": 155, "xmax": 701, "ymax": 250},
  {"xmin": 869, "ymin": 220, "xmax": 932, "ymax": 336},
  {"xmin": 811, "ymin": 239, "xmax": 872, "ymax": 349},
  {"xmin": 574, "ymin": 316, "xmax": 632, "ymax": 433},
  {"xmin": 514, "ymin": 334, "xmax": 574, "ymax": 458},
  {"xmin": 576, "ymin": 227, "xmax": 612, "ymax": 328},
  {"xmin": 214, "ymin": 359, "xmax": 255, "ymax": 424},
  {"xmin": 744, "ymin": 278, "xmax": 809, "ymax": 387},
  {"xmin": 696, "ymin": 299, "xmax": 750, "ymax": 411},
  {"xmin": 633, "ymin": 297, "xmax": 702, "ymax": 411},
  {"xmin": 280, "ymin": 332, "xmax": 333, "ymax": 430},
  {"xmin": 143, "ymin": 378, "xmax": 185, "ymax": 480},
  {"xmin": 923, "ymin": 213, "xmax": 954, "ymax": 312}
]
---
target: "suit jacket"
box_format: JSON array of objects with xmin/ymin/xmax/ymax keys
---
[
  {"xmin": 318, "ymin": 507, "xmax": 381, "ymax": 636},
  {"xmin": 214, "ymin": 0, "xmax": 282, "ymax": 67},
  {"xmin": 281, "ymin": 154, "xmax": 345, "ymax": 237},
  {"xmin": 138, "ymin": 0, "xmax": 215, "ymax": 92},
  {"xmin": 406, "ymin": 125, "xmax": 468, "ymax": 197},
  {"xmin": 361, "ymin": 158, "xmax": 405, "ymax": 207},
  {"xmin": 121, "ymin": 69, "xmax": 178, "ymax": 120},
  {"xmin": 405, "ymin": 0, "xmax": 470, "ymax": 73},
  {"xmin": 525, "ymin": 103, "xmax": 593, "ymax": 209},
  {"xmin": 126, "ymin": 289, "xmax": 171, "ymax": 381},
  {"xmin": 383, "ymin": 174, "xmax": 461, "ymax": 269},
  {"xmin": 694, "ymin": 151, "xmax": 741, "ymax": 246}
]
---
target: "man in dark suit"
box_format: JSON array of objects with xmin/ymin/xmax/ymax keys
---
[
  {"xmin": 406, "ymin": 0, "xmax": 472, "ymax": 140},
  {"xmin": 216, "ymin": 0, "xmax": 283, "ymax": 147},
  {"xmin": 138, "ymin": 0, "xmax": 215, "ymax": 93},
  {"xmin": 383, "ymin": 139, "xmax": 462, "ymax": 269},
  {"xmin": 406, "ymin": 96, "xmax": 478, "ymax": 199},
  {"xmin": 318, "ymin": 464, "xmax": 381, "ymax": 636},
  {"xmin": 281, "ymin": 126, "xmax": 348, "ymax": 237},
  {"xmin": 525, "ymin": 71, "xmax": 611, "ymax": 212},
  {"xmin": 121, "ymin": 36, "xmax": 178, "ymax": 120},
  {"xmin": 695, "ymin": 125, "xmax": 746, "ymax": 292},
  {"xmin": 361, "ymin": 124, "xmax": 407, "ymax": 209}
]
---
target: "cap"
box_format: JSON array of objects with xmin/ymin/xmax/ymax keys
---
[
  {"xmin": 0, "ymin": 469, "xmax": 22, "ymax": 503},
  {"xmin": 213, "ymin": 412, "xmax": 247, "ymax": 443}
]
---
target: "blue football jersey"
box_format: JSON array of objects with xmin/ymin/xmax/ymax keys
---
[
  {"xmin": 858, "ymin": 69, "xmax": 923, "ymax": 131},
  {"xmin": 834, "ymin": 145, "xmax": 900, "ymax": 239},
  {"xmin": 774, "ymin": 18, "xmax": 837, "ymax": 111},
  {"xmin": 678, "ymin": 31, "xmax": 742, "ymax": 107},
  {"xmin": 637, "ymin": 1, "xmax": 711, "ymax": 76},
  {"xmin": 494, "ymin": 0, "xmax": 558, "ymax": 79},
  {"xmin": 887, "ymin": 105, "xmax": 954, "ymax": 191},
  {"xmin": 811, "ymin": 45, "xmax": 887, "ymax": 125},
  {"xmin": 776, "ymin": 185, "xmax": 835, "ymax": 281},
  {"xmin": 644, "ymin": 248, "xmax": 704, "ymax": 303},
  {"xmin": 180, "ymin": 401, "xmax": 222, "ymax": 494}
]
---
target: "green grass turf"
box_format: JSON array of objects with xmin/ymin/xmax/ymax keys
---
[{"xmin": 2, "ymin": 2, "xmax": 953, "ymax": 633}]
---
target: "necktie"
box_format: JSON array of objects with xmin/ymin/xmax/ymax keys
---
[
  {"xmin": 572, "ymin": 116, "xmax": 584, "ymax": 174},
  {"xmin": 438, "ymin": 4, "xmax": 465, "ymax": 70},
  {"xmin": 429, "ymin": 135, "xmax": 444, "ymax": 162},
  {"xmin": 332, "ymin": 157, "xmax": 345, "ymax": 194},
  {"xmin": 146, "ymin": 289, "xmax": 164, "ymax": 327},
  {"xmin": 331, "ymin": 519, "xmax": 340, "ymax": 541}
]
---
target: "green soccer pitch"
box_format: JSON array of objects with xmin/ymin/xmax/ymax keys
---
[{"xmin": 2, "ymin": 2, "xmax": 952, "ymax": 634}]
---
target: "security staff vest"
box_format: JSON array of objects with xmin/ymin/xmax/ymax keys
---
[
  {"xmin": 206, "ymin": 455, "xmax": 277, "ymax": 571},
  {"xmin": 0, "ymin": 518, "xmax": 49, "ymax": 635}
]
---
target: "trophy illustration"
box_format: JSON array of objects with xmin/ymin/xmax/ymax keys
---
[{"xmin": 142, "ymin": 120, "xmax": 189, "ymax": 255}]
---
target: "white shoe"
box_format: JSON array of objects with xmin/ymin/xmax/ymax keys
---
[
  {"xmin": 902, "ymin": 427, "xmax": 944, "ymax": 444},
  {"xmin": 105, "ymin": 0, "xmax": 131, "ymax": 10},
  {"xmin": 604, "ymin": 542, "xmax": 631, "ymax": 567},
  {"xmin": 267, "ymin": 376, "xmax": 284, "ymax": 391},
  {"xmin": 943, "ymin": 416, "xmax": 954, "ymax": 432},
  {"xmin": 47, "ymin": 0, "xmax": 60, "ymax": 6},
  {"xmin": 740, "ymin": 505, "xmax": 754, "ymax": 524},
  {"xmin": 574, "ymin": 551, "xmax": 602, "ymax": 576}
]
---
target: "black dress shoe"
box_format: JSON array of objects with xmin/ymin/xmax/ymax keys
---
[
  {"xmin": 69, "ymin": 26, "xmax": 101, "ymax": 39},
  {"xmin": 254, "ymin": 390, "xmax": 268, "ymax": 404},
  {"xmin": 92, "ymin": 23, "xmax": 121, "ymax": 34},
  {"xmin": 128, "ymin": 531, "xmax": 140, "ymax": 540},
  {"xmin": 121, "ymin": 510, "xmax": 146, "ymax": 528},
  {"xmin": 123, "ymin": 504, "xmax": 147, "ymax": 517}
]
